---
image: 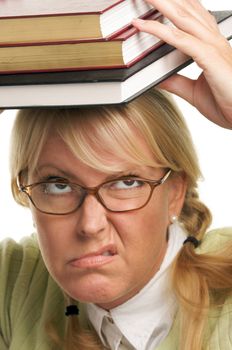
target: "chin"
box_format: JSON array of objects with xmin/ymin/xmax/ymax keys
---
[{"xmin": 60, "ymin": 273, "xmax": 122, "ymax": 307}]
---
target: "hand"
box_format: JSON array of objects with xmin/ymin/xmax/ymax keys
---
[{"xmin": 133, "ymin": 0, "xmax": 232, "ymax": 129}]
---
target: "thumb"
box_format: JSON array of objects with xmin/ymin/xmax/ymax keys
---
[{"xmin": 158, "ymin": 74, "xmax": 195, "ymax": 106}]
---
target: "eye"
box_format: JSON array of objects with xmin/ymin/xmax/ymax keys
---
[
  {"xmin": 42, "ymin": 182, "xmax": 72, "ymax": 194},
  {"xmin": 110, "ymin": 179, "xmax": 145, "ymax": 190}
]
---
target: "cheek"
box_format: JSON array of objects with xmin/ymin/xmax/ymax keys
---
[
  {"xmin": 121, "ymin": 190, "xmax": 169, "ymax": 234},
  {"xmin": 32, "ymin": 211, "xmax": 72, "ymax": 273},
  {"xmin": 115, "ymin": 193, "xmax": 170, "ymax": 259}
]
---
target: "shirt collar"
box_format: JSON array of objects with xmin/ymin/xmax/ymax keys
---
[{"xmin": 87, "ymin": 222, "xmax": 186, "ymax": 350}]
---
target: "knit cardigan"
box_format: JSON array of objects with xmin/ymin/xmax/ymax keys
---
[{"xmin": 0, "ymin": 228, "xmax": 232, "ymax": 350}]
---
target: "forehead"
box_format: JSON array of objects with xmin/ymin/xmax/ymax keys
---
[{"xmin": 36, "ymin": 126, "xmax": 161, "ymax": 176}]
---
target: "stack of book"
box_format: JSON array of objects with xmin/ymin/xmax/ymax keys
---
[{"xmin": 0, "ymin": 0, "xmax": 231, "ymax": 108}]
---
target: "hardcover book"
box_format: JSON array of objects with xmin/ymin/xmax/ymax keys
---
[
  {"xmin": 0, "ymin": 0, "xmax": 153, "ymax": 43},
  {"xmin": 0, "ymin": 12, "xmax": 169, "ymax": 74},
  {"xmin": 0, "ymin": 11, "xmax": 231, "ymax": 109}
]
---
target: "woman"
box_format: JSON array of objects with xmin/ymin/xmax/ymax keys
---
[{"xmin": 1, "ymin": 0, "xmax": 232, "ymax": 349}]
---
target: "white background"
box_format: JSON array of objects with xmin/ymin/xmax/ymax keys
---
[{"xmin": 0, "ymin": 0, "xmax": 231, "ymax": 242}]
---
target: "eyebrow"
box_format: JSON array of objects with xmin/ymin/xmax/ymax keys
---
[
  {"xmin": 34, "ymin": 164, "xmax": 144, "ymax": 183},
  {"xmin": 35, "ymin": 165, "xmax": 74, "ymax": 179}
]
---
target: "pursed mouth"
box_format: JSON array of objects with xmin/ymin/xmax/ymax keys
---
[
  {"xmin": 76, "ymin": 244, "xmax": 117, "ymax": 260},
  {"xmin": 69, "ymin": 245, "xmax": 117, "ymax": 268}
]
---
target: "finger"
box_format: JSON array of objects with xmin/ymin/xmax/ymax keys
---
[
  {"xmin": 158, "ymin": 74, "xmax": 195, "ymax": 105},
  {"xmin": 146, "ymin": 0, "xmax": 218, "ymax": 28},
  {"xmin": 158, "ymin": 74, "xmax": 232, "ymax": 129},
  {"xmin": 144, "ymin": 0, "xmax": 220, "ymax": 39},
  {"xmin": 132, "ymin": 18, "xmax": 225, "ymax": 70},
  {"xmin": 180, "ymin": 0, "xmax": 219, "ymax": 28},
  {"xmin": 133, "ymin": 19, "xmax": 202, "ymax": 62}
]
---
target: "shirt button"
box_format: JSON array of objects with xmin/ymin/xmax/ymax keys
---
[{"xmin": 108, "ymin": 317, "xmax": 114, "ymax": 324}]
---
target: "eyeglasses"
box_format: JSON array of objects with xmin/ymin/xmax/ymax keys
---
[{"xmin": 17, "ymin": 169, "xmax": 172, "ymax": 215}]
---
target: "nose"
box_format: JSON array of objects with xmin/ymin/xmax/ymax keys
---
[{"xmin": 77, "ymin": 194, "xmax": 108, "ymax": 238}]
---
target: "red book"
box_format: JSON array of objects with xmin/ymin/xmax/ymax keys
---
[
  {"xmin": 0, "ymin": 12, "xmax": 168, "ymax": 74},
  {"xmin": 0, "ymin": 0, "xmax": 154, "ymax": 44}
]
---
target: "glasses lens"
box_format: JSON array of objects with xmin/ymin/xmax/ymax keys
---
[
  {"xmin": 99, "ymin": 178, "xmax": 151, "ymax": 211},
  {"xmin": 30, "ymin": 182, "xmax": 83, "ymax": 214}
]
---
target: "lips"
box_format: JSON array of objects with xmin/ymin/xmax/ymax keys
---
[{"xmin": 69, "ymin": 244, "xmax": 117, "ymax": 269}]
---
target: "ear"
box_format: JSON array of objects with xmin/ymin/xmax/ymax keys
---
[{"xmin": 167, "ymin": 172, "xmax": 187, "ymax": 222}]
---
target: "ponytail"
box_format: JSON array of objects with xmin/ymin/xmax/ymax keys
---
[{"xmin": 172, "ymin": 188, "xmax": 232, "ymax": 350}]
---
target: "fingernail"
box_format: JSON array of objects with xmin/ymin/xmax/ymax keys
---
[{"xmin": 132, "ymin": 18, "xmax": 146, "ymax": 27}]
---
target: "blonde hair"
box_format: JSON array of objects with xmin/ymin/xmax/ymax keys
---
[{"xmin": 10, "ymin": 89, "xmax": 232, "ymax": 350}]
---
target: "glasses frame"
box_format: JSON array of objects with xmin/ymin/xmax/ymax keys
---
[{"xmin": 17, "ymin": 169, "xmax": 172, "ymax": 215}]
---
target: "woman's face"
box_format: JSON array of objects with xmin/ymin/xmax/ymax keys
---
[{"xmin": 29, "ymin": 130, "xmax": 186, "ymax": 310}]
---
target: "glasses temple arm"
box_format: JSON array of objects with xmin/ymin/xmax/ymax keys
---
[{"xmin": 160, "ymin": 169, "xmax": 172, "ymax": 184}]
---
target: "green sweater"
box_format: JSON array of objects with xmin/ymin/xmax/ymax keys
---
[{"xmin": 1, "ymin": 228, "xmax": 232, "ymax": 350}]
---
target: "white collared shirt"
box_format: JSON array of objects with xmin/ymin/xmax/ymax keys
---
[{"xmin": 87, "ymin": 222, "xmax": 186, "ymax": 350}]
